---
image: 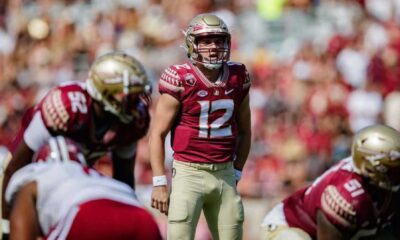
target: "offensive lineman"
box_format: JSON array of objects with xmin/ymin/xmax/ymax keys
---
[
  {"xmin": 262, "ymin": 124, "xmax": 400, "ymax": 240},
  {"xmin": 6, "ymin": 136, "xmax": 161, "ymax": 239}
]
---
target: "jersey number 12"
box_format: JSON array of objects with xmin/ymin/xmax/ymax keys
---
[{"xmin": 198, "ymin": 99, "xmax": 234, "ymax": 138}]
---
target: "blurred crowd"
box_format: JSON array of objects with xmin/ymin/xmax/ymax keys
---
[{"xmin": 1, "ymin": 0, "xmax": 400, "ymax": 203}]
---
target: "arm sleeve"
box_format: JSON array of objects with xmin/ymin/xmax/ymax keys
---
[{"xmin": 23, "ymin": 112, "xmax": 51, "ymax": 151}]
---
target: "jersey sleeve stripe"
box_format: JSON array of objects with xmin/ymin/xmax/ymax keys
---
[
  {"xmin": 321, "ymin": 185, "xmax": 356, "ymax": 227},
  {"xmin": 159, "ymin": 78, "xmax": 184, "ymax": 92},
  {"xmin": 52, "ymin": 91, "xmax": 69, "ymax": 123},
  {"xmin": 166, "ymin": 67, "xmax": 178, "ymax": 76},
  {"xmin": 160, "ymin": 71, "xmax": 181, "ymax": 85},
  {"xmin": 42, "ymin": 90, "xmax": 69, "ymax": 131}
]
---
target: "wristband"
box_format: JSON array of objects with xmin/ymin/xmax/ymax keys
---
[
  {"xmin": 234, "ymin": 169, "xmax": 242, "ymax": 181},
  {"xmin": 2, "ymin": 219, "xmax": 9, "ymax": 234},
  {"xmin": 152, "ymin": 175, "xmax": 167, "ymax": 186}
]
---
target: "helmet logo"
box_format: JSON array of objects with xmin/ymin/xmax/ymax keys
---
[{"xmin": 193, "ymin": 24, "xmax": 205, "ymax": 31}]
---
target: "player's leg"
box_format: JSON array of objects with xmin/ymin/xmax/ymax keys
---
[
  {"xmin": 0, "ymin": 147, "xmax": 12, "ymax": 239},
  {"xmin": 167, "ymin": 160, "xmax": 204, "ymax": 240},
  {"xmin": 203, "ymin": 165, "xmax": 244, "ymax": 240}
]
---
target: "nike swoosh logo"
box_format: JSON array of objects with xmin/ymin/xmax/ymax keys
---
[{"xmin": 225, "ymin": 89, "xmax": 234, "ymax": 95}]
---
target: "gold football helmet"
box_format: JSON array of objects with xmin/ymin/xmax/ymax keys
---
[
  {"xmin": 352, "ymin": 124, "xmax": 400, "ymax": 191},
  {"xmin": 86, "ymin": 52, "xmax": 151, "ymax": 123},
  {"xmin": 184, "ymin": 13, "xmax": 230, "ymax": 70}
]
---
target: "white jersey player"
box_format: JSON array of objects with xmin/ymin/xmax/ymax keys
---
[{"xmin": 5, "ymin": 136, "xmax": 161, "ymax": 239}]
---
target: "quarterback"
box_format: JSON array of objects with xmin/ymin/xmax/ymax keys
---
[
  {"xmin": 6, "ymin": 136, "xmax": 161, "ymax": 239},
  {"xmin": 150, "ymin": 13, "xmax": 252, "ymax": 240},
  {"xmin": 262, "ymin": 124, "xmax": 400, "ymax": 240}
]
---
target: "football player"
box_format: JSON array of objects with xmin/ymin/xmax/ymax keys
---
[
  {"xmin": 261, "ymin": 124, "xmax": 400, "ymax": 240},
  {"xmin": 5, "ymin": 136, "xmax": 162, "ymax": 239},
  {"xmin": 149, "ymin": 13, "xmax": 251, "ymax": 240},
  {"xmin": 2, "ymin": 52, "xmax": 151, "ymax": 223}
]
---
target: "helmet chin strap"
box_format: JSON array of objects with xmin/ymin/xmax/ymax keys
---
[
  {"xmin": 190, "ymin": 58, "xmax": 223, "ymax": 70},
  {"xmin": 203, "ymin": 63, "xmax": 222, "ymax": 70}
]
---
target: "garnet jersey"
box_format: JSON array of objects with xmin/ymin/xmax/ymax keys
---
[
  {"xmin": 159, "ymin": 62, "xmax": 251, "ymax": 163},
  {"xmin": 5, "ymin": 161, "xmax": 142, "ymax": 236},
  {"xmin": 283, "ymin": 157, "xmax": 400, "ymax": 239},
  {"xmin": 20, "ymin": 82, "xmax": 150, "ymax": 162}
]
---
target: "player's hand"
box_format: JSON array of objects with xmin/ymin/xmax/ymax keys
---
[{"xmin": 151, "ymin": 186, "xmax": 169, "ymax": 215}]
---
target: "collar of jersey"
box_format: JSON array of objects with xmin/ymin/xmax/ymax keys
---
[{"xmin": 189, "ymin": 61, "xmax": 229, "ymax": 88}]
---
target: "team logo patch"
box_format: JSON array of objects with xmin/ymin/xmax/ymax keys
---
[
  {"xmin": 193, "ymin": 24, "xmax": 204, "ymax": 31},
  {"xmin": 197, "ymin": 90, "xmax": 208, "ymax": 97},
  {"xmin": 184, "ymin": 74, "xmax": 196, "ymax": 86}
]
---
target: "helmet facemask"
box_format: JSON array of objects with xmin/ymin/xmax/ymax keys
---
[
  {"xmin": 357, "ymin": 150, "xmax": 400, "ymax": 191},
  {"xmin": 188, "ymin": 34, "xmax": 230, "ymax": 70}
]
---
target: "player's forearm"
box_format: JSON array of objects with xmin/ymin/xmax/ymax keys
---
[
  {"xmin": 2, "ymin": 144, "xmax": 34, "ymax": 220},
  {"xmin": 2, "ymin": 165, "xmax": 15, "ymax": 220},
  {"xmin": 149, "ymin": 134, "xmax": 167, "ymax": 177},
  {"xmin": 234, "ymin": 130, "xmax": 251, "ymax": 170},
  {"xmin": 234, "ymin": 95, "xmax": 251, "ymax": 171},
  {"xmin": 112, "ymin": 155, "xmax": 135, "ymax": 189},
  {"xmin": 10, "ymin": 182, "xmax": 40, "ymax": 240}
]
